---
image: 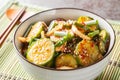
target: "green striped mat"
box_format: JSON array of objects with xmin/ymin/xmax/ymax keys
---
[{"xmin": 0, "ymin": 2, "xmax": 120, "ymax": 80}]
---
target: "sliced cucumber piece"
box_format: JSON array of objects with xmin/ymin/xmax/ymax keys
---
[
  {"xmin": 55, "ymin": 53, "xmax": 77, "ymax": 69},
  {"xmin": 45, "ymin": 52, "xmax": 60, "ymax": 67},
  {"xmin": 99, "ymin": 40, "xmax": 106, "ymax": 54},
  {"xmin": 75, "ymin": 40, "xmax": 103, "ymax": 66},
  {"xmin": 26, "ymin": 22, "xmax": 46, "ymax": 42},
  {"xmin": 99, "ymin": 29, "xmax": 109, "ymax": 42},
  {"xmin": 26, "ymin": 38, "xmax": 54, "ymax": 66}
]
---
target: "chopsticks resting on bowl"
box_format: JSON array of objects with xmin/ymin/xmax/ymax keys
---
[{"xmin": 0, "ymin": 7, "xmax": 26, "ymax": 47}]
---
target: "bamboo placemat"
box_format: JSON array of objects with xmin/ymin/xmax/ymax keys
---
[{"xmin": 0, "ymin": 2, "xmax": 120, "ymax": 80}]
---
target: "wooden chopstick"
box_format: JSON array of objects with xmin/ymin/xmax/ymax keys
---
[{"xmin": 0, "ymin": 7, "xmax": 26, "ymax": 47}]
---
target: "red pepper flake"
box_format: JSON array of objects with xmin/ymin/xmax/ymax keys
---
[
  {"xmin": 91, "ymin": 42, "xmax": 94, "ymax": 47},
  {"xmin": 82, "ymin": 21, "xmax": 86, "ymax": 26},
  {"xmin": 80, "ymin": 53, "xmax": 86, "ymax": 60}
]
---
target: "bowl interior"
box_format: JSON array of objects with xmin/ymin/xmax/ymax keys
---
[{"xmin": 14, "ymin": 8, "xmax": 115, "ymax": 69}]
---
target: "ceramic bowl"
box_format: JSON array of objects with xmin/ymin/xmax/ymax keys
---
[{"xmin": 14, "ymin": 8, "xmax": 115, "ymax": 80}]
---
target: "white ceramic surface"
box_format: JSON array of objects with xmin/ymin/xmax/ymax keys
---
[{"xmin": 14, "ymin": 8, "xmax": 115, "ymax": 80}]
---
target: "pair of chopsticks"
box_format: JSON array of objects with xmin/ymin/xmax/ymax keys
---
[{"xmin": 0, "ymin": 7, "xmax": 26, "ymax": 47}]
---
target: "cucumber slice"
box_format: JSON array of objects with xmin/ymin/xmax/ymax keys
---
[
  {"xmin": 55, "ymin": 53, "xmax": 77, "ymax": 69},
  {"xmin": 75, "ymin": 40, "xmax": 103, "ymax": 66},
  {"xmin": 26, "ymin": 22, "xmax": 46, "ymax": 42},
  {"xmin": 99, "ymin": 40, "xmax": 106, "ymax": 54},
  {"xmin": 99, "ymin": 29, "xmax": 109, "ymax": 54},
  {"xmin": 26, "ymin": 38, "xmax": 54, "ymax": 66},
  {"xmin": 99, "ymin": 29, "xmax": 108, "ymax": 42}
]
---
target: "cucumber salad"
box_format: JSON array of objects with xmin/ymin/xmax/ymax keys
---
[{"xmin": 18, "ymin": 16, "xmax": 110, "ymax": 69}]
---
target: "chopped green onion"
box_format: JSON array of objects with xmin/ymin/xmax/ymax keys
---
[
  {"xmin": 85, "ymin": 20, "xmax": 98, "ymax": 26},
  {"xmin": 48, "ymin": 20, "xmax": 58, "ymax": 31},
  {"xmin": 55, "ymin": 32, "xmax": 74, "ymax": 47},
  {"xmin": 88, "ymin": 30, "xmax": 99, "ymax": 37},
  {"xmin": 54, "ymin": 31, "xmax": 68, "ymax": 37},
  {"xmin": 74, "ymin": 21, "xmax": 84, "ymax": 28}
]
